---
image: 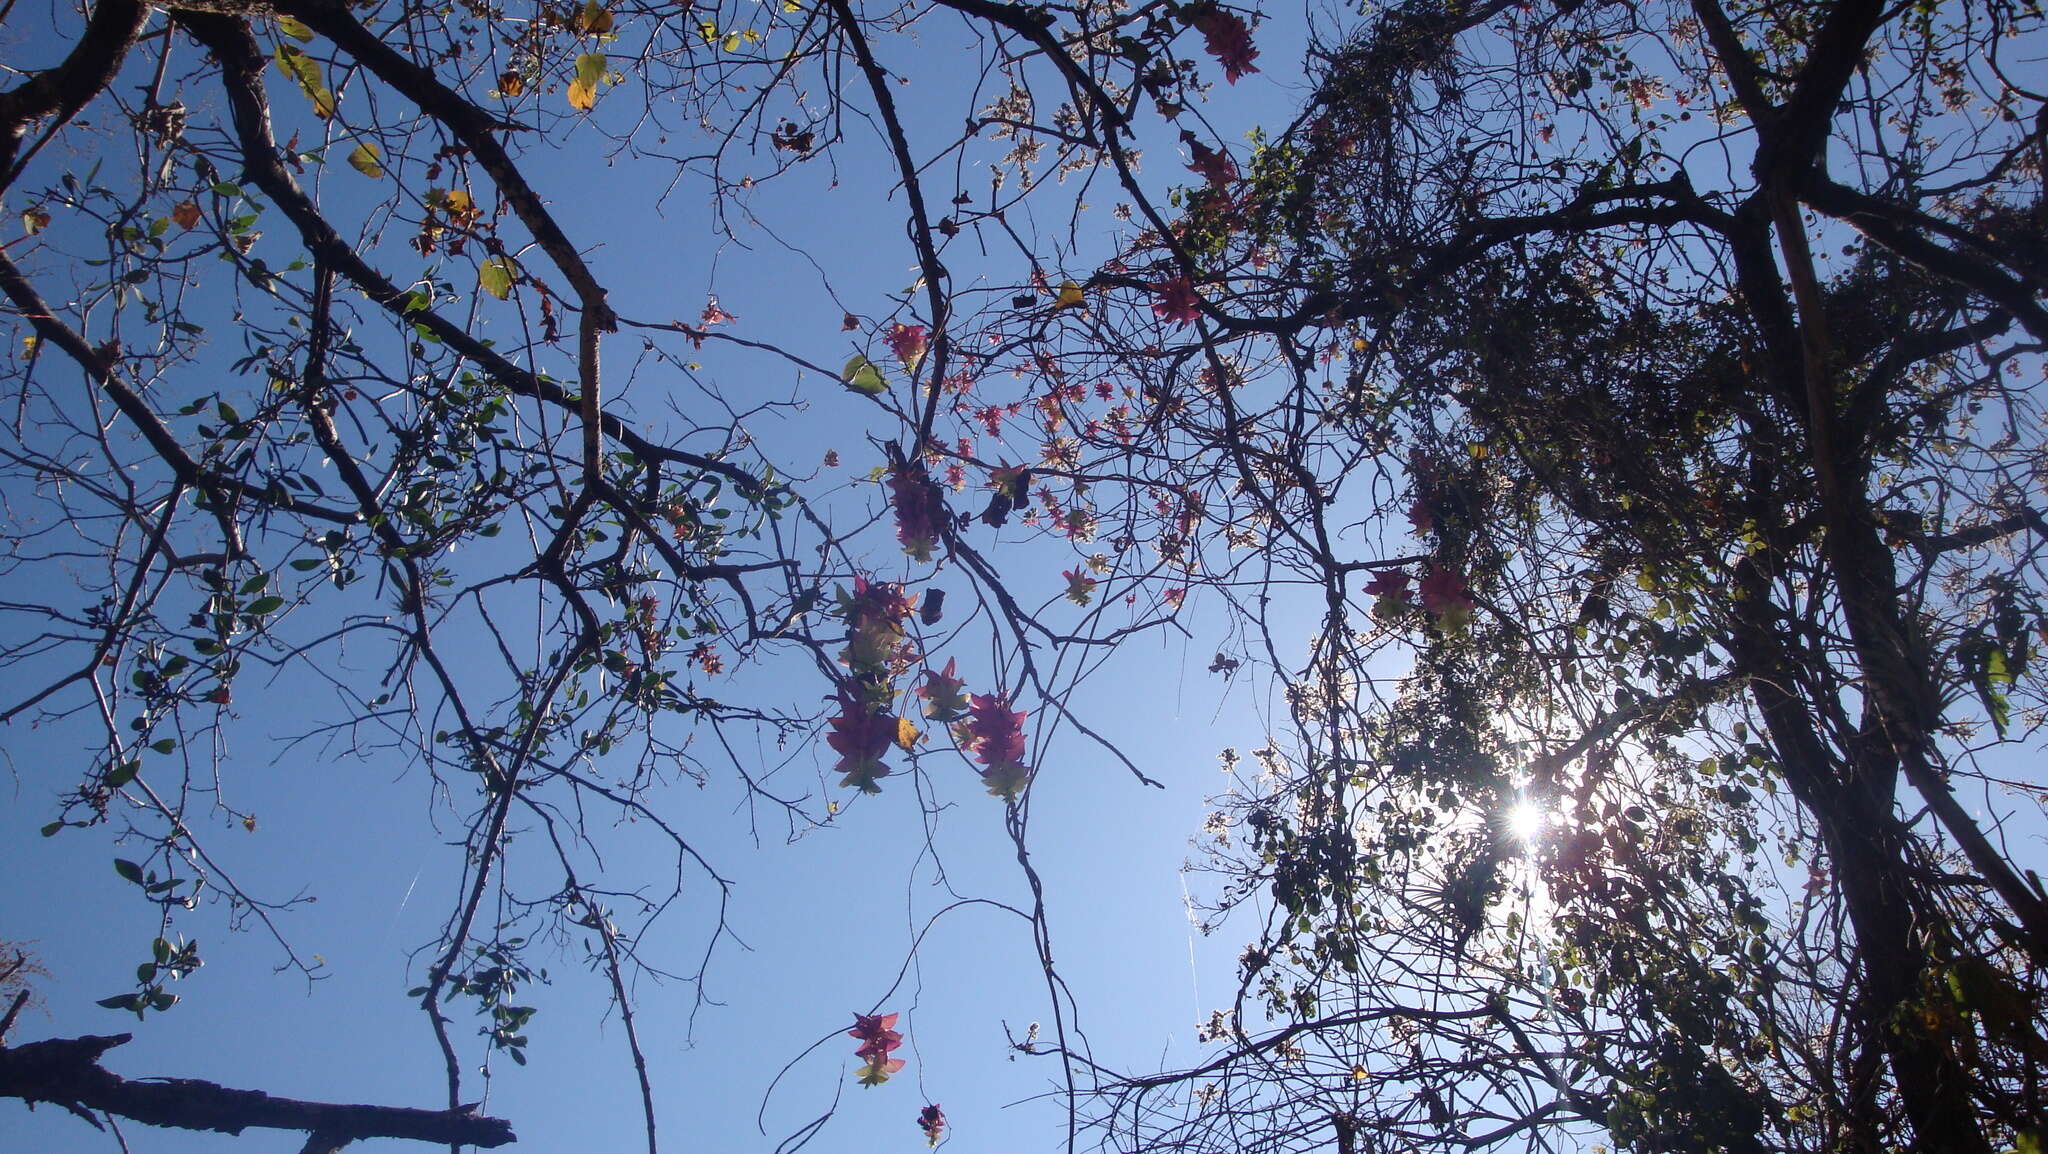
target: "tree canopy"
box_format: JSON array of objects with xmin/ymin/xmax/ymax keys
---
[{"xmin": 3, "ymin": 0, "xmax": 2047, "ymax": 1151}]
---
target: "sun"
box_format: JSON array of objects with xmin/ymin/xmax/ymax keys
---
[{"xmin": 1506, "ymin": 800, "xmax": 1548, "ymax": 843}]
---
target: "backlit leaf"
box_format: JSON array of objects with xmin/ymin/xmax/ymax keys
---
[
  {"xmin": 568, "ymin": 53, "xmax": 607, "ymax": 111},
  {"xmin": 347, "ymin": 142, "xmax": 384, "ymax": 179},
  {"xmin": 480, "ymin": 256, "xmax": 517, "ymax": 300},
  {"xmin": 273, "ymin": 45, "xmax": 336, "ymax": 118}
]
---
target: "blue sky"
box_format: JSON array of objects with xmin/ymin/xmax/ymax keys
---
[{"xmin": 0, "ymin": 3, "xmax": 1324, "ymax": 1151}]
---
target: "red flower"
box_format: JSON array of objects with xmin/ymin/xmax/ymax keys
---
[
  {"xmin": 1151, "ymin": 278, "xmax": 1202, "ymax": 326},
  {"xmin": 1185, "ymin": 139, "xmax": 1238, "ymax": 186},
  {"xmin": 918, "ymin": 1104, "xmax": 946, "ymax": 1146},
  {"xmin": 1190, "ymin": 7, "xmax": 1259, "ymax": 83},
  {"xmin": 889, "ymin": 462, "xmax": 943, "ymax": 562}
]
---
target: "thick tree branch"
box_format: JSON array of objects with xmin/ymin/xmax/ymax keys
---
[
  {"xmin": 0, "ymin": 1034, "xmax": 515, "ymax": 1147},
  {"xmin": 0, "ymin": 0, "xmax": 147, "ymax": 187}
]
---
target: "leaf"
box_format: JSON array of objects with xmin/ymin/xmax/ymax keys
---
[
  {"xmin": 894, "ymin": 717, "xmax": 920, "ymax": 752},
  {"xmin": 842, "ymin": 355, "xmax": 887, "ymax": 395},
  {"xmin": 568, "ymin": 53, "xmax": 607, "ymax": 111},
  {"xmin": 114, "ymin": 858, "xmax": 145, "ymax": 885},
  {"xmin": 573, "ymin": 0, "xmax": 614, "ymax": 34},
  {"xmin": 170, "ymin": 201, "xmax": 202, "ymax": 230},
  {"xmin": 479, "ymin": 257, "xmax": 517, "ymax": 300},
  {"xmin": 246, "ymin": 595, "xmax": 285, "ymax": 614},
  {"xmin": 106, "ymin": 760, "xmax": 139, "ymax": 787},
  {"xmin": 273, "ymin": 45, "xmax": 337, "ymax": 118},
  {"xmin": 347, "ymin": 142, "xmax": 385, "ymax": 179},
  {"xmin": 1054, "ymin": 281, "xmax": 1085, "ymax": 310},
  {"xmin": 276, "ymin": 15, "xmax": 315, "ymax": 41}
]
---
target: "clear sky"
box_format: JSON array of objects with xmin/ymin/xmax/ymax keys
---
[{"xmin": 0, "ymin": 4, "xmax": 1326, "ymax": 1152}]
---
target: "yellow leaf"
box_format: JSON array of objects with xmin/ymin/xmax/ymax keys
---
[
  {"xmin": 479, "ymin": 256, "xmax": 517, "ymax": 300},
  {"xmin": 698, "ymin": 19, "xmax": 719, "ymax": 42},
  {"xmin": 722, "ymin": 31, "xmax": 742, "ymax": 51},
  {"xmin": 276, "ymin": 15, "xmax": 314, "ymax": 41},
  {"xmin": 894, "ymin": 717, "xmax": 920, "ymax": 752},
  {"xmin": 567, "ymin": 52, "xmax": 606, "ymax": 111},
  {"xmin": 346, "ymin": 142, "xmax": 384, "ymax": 178},
  {"xmin": 573, "ymin": 0, "xmax": 614, "ymax": 34},
  {"xmin": 1054, "ymin": 281, "xmax": 1085, "ymax": 310}
]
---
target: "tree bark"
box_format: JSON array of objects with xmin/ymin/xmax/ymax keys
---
[{"xmin": 0, "ymin": 1033, "xmax": 515, "ymax": 1148}]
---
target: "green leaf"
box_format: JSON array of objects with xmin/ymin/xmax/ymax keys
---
[
  {"xmin": 114, "ymin": 858, "xmax": 145, "ymax": 885},
  {"xmin": 347, "ymin": 142, "xmax": 385, "ymax": 179},
  {"xmin": 568, "ymin": 52, "xmax": 607, "ymax": 111},
  {"xmin": 272, "ymin": 45, "xmax": 337, "ymax": 118},
  {"xmin": 40, "ymin": 821, "xmax": 63, "ymax": 837},
  {"xmin": 97, "ymin": 994, "xmax": 140, "ymax": 1011},
  {"xmin": 290, "ymin": 557, "xmax": 324, "ymax": 570},
  {"xmin": 246, "ymin": 595, "xmax": 286, "ymax": 615},
  {"xmin": 150, "ymin": 738, "xmax": 177, "ymax": 754},
  {"xmin": 277, "ymin": 15, "xmax": 315, "ymax": 40},
  {"xmin": 479, "ymin": 257, "xmax": 517, "ymax": 300},
  {"xmin": 841, "ymin": 355, "xmax": 886, "ymax": 395},
  {"xmin": 106, "ymin": 761, "xmax": 139, "ymax": 788}
]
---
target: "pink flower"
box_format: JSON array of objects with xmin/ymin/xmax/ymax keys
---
[
  {"xmin": 849, "ymin": 1012, "xmax": 908, "ymax": 1085},
  {"xmin": 1062, "ymin": 568, "xmax": 1099, "ymax": 605},
  {"xmin": 700, "ymin": 296, "xmax": 736, "ymax": 326},
  {"xmin": 1363, "ymin": 568, "xmax": 1411, "ymax": 601},
  {"xmin": 1191, "ymin": 8, "xmax": 1259, "ymax": 84},
  {"xmin": 1151, "ymin": 278, "xmax": 1202, "ymax": 326},
  {"xmin": 918, "ymin": 1104, "xmax": 946, "ymax": 1147},
  {"xmin": 1418, "ymin": 565, "xmax": 1475, "ymax": 627},
  {"xmin": 886, "ymin": 322, "xmax": 929, "ymax": 368},
  {"xmin": 888, "ymin": 462, "xmax": 943, "ymax": 562}
]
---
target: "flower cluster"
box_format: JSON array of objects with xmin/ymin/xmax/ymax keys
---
[
  {"xmin": 918, "ymin": 1104, "xmax": 946, "ymax": 1146},
  {"xmin": 830, "ymin": 578, "xmax": 919, "ymax": 793},
  {"xmin": 1151, "ymin": 278, "xmax": 1202, "ymax": 326},
  {"xmin": 960, "ymin": 693, "xmax": 1032, "ymax": 799},
  {"xmin": 889, "ymin": 462, "xmax": 944, "ymax": 562},
  {"xmin": 1188, "ymin": 5, "xmax": 1259, "ymax": 83},
  {"xmin": 918, "ymin": 658, "xmax": 970, "ymax": 722},
  {"xmin": 849, "ymin": 1012, "xmax": 906, "ymax": 1086},
  {"xmin": 886, "ymin": 322, "xmax": 928, "ymax": 371}
]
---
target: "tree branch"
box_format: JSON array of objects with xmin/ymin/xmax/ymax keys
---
[{"xmin": 0, "ymin": 1034, "xmax": 515, "ymax": 1148}]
